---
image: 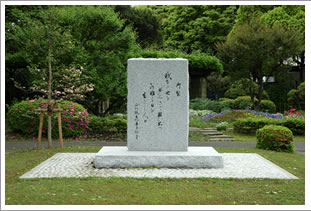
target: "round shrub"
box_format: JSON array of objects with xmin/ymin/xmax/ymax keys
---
[
  {"xmin": 234, "ymin": 96, "xmax": 256, "ymax": 109},
  {"xmin": 256, "ymin": 125, "xmax": 294, "ymax": 153},
  {"xmin": 260, "ymin": 100, "xmax": 276, "ymax": 113},
  {"xmin": 219, "ymin": 98, "xmax": 235, "ymax": 109},
  {"xmin": 7, "ymin": 99, "xmax": 88, "ymax": 139}
]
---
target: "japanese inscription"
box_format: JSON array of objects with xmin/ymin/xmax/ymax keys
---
[{"xmin": 127, "ymin": 58, "xmax": 189, "ymax": 151}]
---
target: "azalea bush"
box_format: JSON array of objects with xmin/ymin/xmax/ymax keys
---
[
  {"xmin": 256, "ymin": 125, "xmax": 294, "ymax": 153},
  {"xmin": 284, "ymin": 109, "xmax": 304, "ymax": 119},
  {"xmin": 7, "ymin": 99, "xmax": 88, "ymax": 139}
]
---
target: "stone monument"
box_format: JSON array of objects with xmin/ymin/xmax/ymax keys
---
[{"xmin": 94, "ymin": 58, "xmax": 223, "ymax": 168}]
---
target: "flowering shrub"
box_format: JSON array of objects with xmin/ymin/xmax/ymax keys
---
[
  {"xmin": 189, "ymin": 109, "xmax": 214, "ymax": 118},
  {"xmin": 284, "ymin": 109, "xmax": 304, "ymax": 119},
  {"xmin": 256, "ymin": 125, "xmax": 294, "ymax": 153},
  {"xmin": 201, "ymin": 109, "xmax": 283, "ymax": 122},
  {"xmin": 7, "ymin": 99, "xmax": 88, "ymax": 139},
  {"xmin": 216, "ymin": 121, "xmax": 229, "ymax": 131}
]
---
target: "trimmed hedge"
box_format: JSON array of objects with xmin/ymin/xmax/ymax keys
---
[
  {"xmin": 233, "ymin": 117, "xmax": 304, "ymax": 135},
  {"xmin": 256, "ymin": 125, "xmax": 294, "ymax": 153},
  {"xmin": 87, "ymin": 115, "xmax": 127, "ymax": 135},
  {"xmin": 7, "ymin": 99, "xmax": 88, "ymax": 139}
]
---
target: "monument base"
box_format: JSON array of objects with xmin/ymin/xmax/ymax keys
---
[{"xmin": 94, "ymin": 147, "xmax": 224, "ymax": 169}]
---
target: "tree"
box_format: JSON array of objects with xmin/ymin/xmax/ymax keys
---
[
  {"xmin": 261, "ymin": 6, "xmax": 305, "ymax": 83},
  {"xmin": 113, "ymin": 5, "xmax": 162, "ymax": 48},
  {"xmin": 216, "ymin": 18, "xmax": 303, "ymax": 110},
  {"xmin": 5, "ymin": 6, "xmax": 96, "ymax": 146},
  {"xmin": 206, "ymin": 72, "xmax": 230, "ymax": 100},
  {"xmin": 162, "ymin": 5, "xmax": 238, "ymax": 55}
]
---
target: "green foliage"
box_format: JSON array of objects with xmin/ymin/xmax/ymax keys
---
[
  {"xmin": 135, "ymin": 49, "xmax": 223, "ymax": 75},
  {"xmin": 189, "ymin": 98, "xmax": 229, "ymax": 113},
  {"xmin": 256, "ymin": 125, "xmax": 294, "ymax": 153},
  {"xmin": 234, "ymin": 96, "xmax": 255, "ymax": 110},
  {"xmin": 282, "ymin": 118, "xmax": 305, "ymax": 135},
  {"xmin": 233, "ymin": 117, "xmax": 304, "ymax": 135},
  {"xmin": 58, "ymin": 6, "xmax": 137, "ymax": 102},
  {"xmin": 217, "ymin": 17, "xmax": 303, "ymax": 109},
  {"xmin": 87, "ymin": 115, "xmax": 127, "ymax": 135},
  {"xmin": 224, "ymin": 79, "xmax": 269, "ymax": 100},
  {"xmin": 216, "ymin": 121, "xmax": 229, "ymax": 131},
  {"xmin": 219, "ymin": 98, "xmax": 235, "ymax": 109},
  {"xmin": 287, "ymin": 82, "xmax": 305, "ymax": 110},
  {"xmin": 206, "ymin": 72, "xmax": 230, "ymax": 100},
  {"xmin": 162, "ymin": 5, "xmax": 238, "ymax": 54},
  {"xmin": 260, "ymin": 100, "xmax": 277, "ymax": 113},
  {"xmin": 113, "ymin": 6, "xmax": 162, "ymax": 48},
  {"xmin": 7, "ymin": 100, "xmax": 88, "ymax": 138}
]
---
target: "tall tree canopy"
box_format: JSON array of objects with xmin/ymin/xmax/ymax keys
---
[
  {"xmin": 216, "ymin": 18, "xmax": 303, "ymax": 109},
  {"xmin": 161, "ymin": 5, "xmax": 238, "ymax": 55},
  {"xmin": 113, "ymin": 5, "xmax": 162, "ymax": 48}
]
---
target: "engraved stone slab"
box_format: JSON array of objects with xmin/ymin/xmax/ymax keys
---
[{"xmin": 127, "ymin": 58, "xmax": 189, "ymax": 151}]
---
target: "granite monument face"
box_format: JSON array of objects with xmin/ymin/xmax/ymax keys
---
[
  {"xmin": 94, "ymin": 58, "xmax": 223, "ymax": 169},
  {"xmin": 127, "ymin": 58, "xmax": 189, "ymax": 151}
]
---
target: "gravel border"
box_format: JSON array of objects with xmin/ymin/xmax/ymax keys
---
[{"xmin": 20, "ymin": 153, "xmax": 298, "ymax": 179}]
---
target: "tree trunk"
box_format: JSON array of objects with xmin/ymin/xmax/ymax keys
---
[
  {"xmin": 47, "ymin": 35, "xmax": 53, "ymax": 148},
  {"xmin": 256, "ymin": 77, "xmax": 264, "ymax": 111}
]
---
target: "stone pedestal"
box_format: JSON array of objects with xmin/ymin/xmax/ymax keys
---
[
  {"xmin": 94, "ymin": 147, "xmax": 224, "ymax": 168},
  {"xmin": 94, "ymin": 58, "xmax": 223, "ymax": 169}
]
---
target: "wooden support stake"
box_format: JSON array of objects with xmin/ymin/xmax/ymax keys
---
[
  {"xmin": 37, "ymin": 112, "xmax": 44, "ymax": 149},
  {"xmin": 57, "ymin": 104, "xmax": 63, "ymax": 148}
]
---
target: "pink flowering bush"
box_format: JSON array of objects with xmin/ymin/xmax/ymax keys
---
[{"xmin": 7, "ymin": 99, "xmax": 88, "ymax": 139}]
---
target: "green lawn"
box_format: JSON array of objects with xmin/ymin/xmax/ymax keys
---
[
  {"xmin": 5, "ymin": 146, "xmax": 304, "ymax": 205},
  {"xmin": 223, "ymin": 131, "xmax": 305, "ymax": 142}
]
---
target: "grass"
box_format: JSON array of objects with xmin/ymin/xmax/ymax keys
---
[
  {"xmin": 189, "ymin": 117, "xmax": 219, "ymax": 128},
  {"xmin": 223, "ymin": 131, "xmax": 305, "ymax": 142},
  {"xmin": 5, "ymin": 146, "xmax": 304, "ymax": 205}
]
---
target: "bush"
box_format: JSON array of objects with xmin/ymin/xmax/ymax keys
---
[
  {"xmin": 260, "ymin": 100, "xmax": 277, "ymax": 113},
  {"xmin": 256, "ymin": 125, "xmax": 294, "ymax": 153},
  {"xmin": 287, "ymin": 82, "xmax": 305, "ymax": 110},
  {"xmin": 224, "ymin": 78, "xmax": 269, "ymax": 100},
  {"xmin": 189, "ymin": 98, "xmax": 229, "ymax": 113},
  {"xmin": 219, "ymin": 98, "xmax": 235, "ymax": 109},
  {"xmin": 87, "ymin": 115, "xmax": 127, "ymax": 135},
  {"xmin": 233, "ymin": 117, "xmax": 282, "ymax": 134},
  {"xmin": 189, "ymin": 109, "xmax": 214, "ymax": 118},
  {"xmin": 234, "ymin": 96, "xmax": 256, "ymax": 109},
  {"xmin": 233, "ymin": 117, "xmax": 304, "ymax": 135},
  {"xmin": 216, "ymin": 121, "xmax": 229, "ymax": 131},
  {"xmin": 7, "ymin": 99, "xmax": 88, "ymax": 139},
  {"xmin": 282, "ymin": 118, "xmax": 304, "ymax": 135}
]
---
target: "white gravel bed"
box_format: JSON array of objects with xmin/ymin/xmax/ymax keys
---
[{"xmin": 20, "ymin": 153, "xmax": 298, "ymax": 179}]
